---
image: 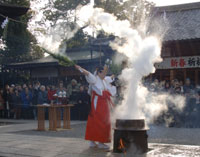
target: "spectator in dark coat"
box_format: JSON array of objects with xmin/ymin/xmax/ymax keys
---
[
  {"xmin": 183, "ymin": 78, "xmax": 194, "ymax": 94},
  {"xmin": 32, "ymin": 81, "xmax": 40, "ymax": 105},
  {"xmin": 21, "ymin": 87, "xmax": 33, "ymax": 119},
  {"xmin": 2, "ymin": 84, "xmax": 10, "ymax": 118},
  {"xmin": 37, "ymin": 85, "xmax": 48, "ymax": 104},
  {"xmin": 7, "ymin": 87, "xmax": 15, "ymax": 118},
  {"xmin": 75, "ymin": 85, "xmax": 90, "ymax": 120},
  {"xmin": 38, "ymin": 85, "xmax": 48, "ymax": 119},
  {"xmin": 0, "ymin": 88, "xmax": 4, "ymax": 118},
  {"xmin": 12, "ymin": 89, "xmax": 22, "ymax": 119},
  {"xmin": 32, "ymin": 81, "xmax": 40, "ymax": 119},
  {"xmin": 21, "ymin": 87, "xmax": 32, "ymax": 107}
]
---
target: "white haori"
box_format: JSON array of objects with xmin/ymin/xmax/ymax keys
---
[{"xmin": 85, "ymin": 72, "xmax": 116, "ymax": 96}]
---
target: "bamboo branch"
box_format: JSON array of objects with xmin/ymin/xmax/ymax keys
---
[{"xmin": 42, "ymin": 48, "xmax": 75, "ymax": 67}]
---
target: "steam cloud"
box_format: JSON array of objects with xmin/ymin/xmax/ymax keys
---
[
  {"xmin": 29, "ymin": 0, "xmax": 185, "ymax": 123},
  {"xmin": 77, "ymin": 0, "xmax": 185, "ymax": 123},
  {"xmin": 28, "ymin": 0, "xmax": 79, "ymax": 53}
]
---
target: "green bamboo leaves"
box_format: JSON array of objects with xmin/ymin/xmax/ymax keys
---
[{"xmin": 43, "ymin": 48, "xmax": 75, "ymax": 67}]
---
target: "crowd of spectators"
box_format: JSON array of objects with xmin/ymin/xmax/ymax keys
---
[
  {"xmin": 0, "ymin": 79, "xmax": 90, "ymax": 120},
  {"xmin": 1, "ymin": 76, "xmax": 200, "ymax": 127},
  {"xmin": 144, "ymin": 78, "xmax": 200, "ymax": 127},
  {"xmin": 143, "ymin": 78, "xmax": 200, "ymax": 102},
  {"xmin": 144, "ymin": 78, "xmax": 198, "ymax": 95}
]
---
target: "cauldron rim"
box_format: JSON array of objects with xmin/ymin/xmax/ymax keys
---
[
  {"xmin": 115, "ymin": 119, "xmax": 149, "ymax": 130},
  {"xmin": 114, "ymin": 127, "xmax": 149, "ymax": 131},
  {"xmin": 116, "ymin": 119, "xmax": 145, "ymax": 121}
]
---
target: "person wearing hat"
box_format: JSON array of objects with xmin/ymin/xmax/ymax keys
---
[
  {"xmin": 75, "ymin": 65, "xmax": 116, "ymax": 149},
  {"xmin": 66, "ymin": 79, "xmax": 80, "ymax": 103},
  {"xmin": 66, "ymin": 79, "xmax": 81, "ymax": 120}
]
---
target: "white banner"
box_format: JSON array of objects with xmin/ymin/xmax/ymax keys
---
[{"xmin": 155, "ymin": 56, "xmax": 200, "ymax": 69}]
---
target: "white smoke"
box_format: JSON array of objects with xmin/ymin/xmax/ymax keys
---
[
  {"xmin": 77, "ymin": 0, "xmax": 185, "ymax": 123},
  {"xmin": 28, "ymin": 0, "xmax": 79, "ymax": 53},
  {"xmin": 28, "ymin": 0, "xmax": 185, "ymax": 123},
  {"xmin": 0, "ymin": 38, "xmax": 6, "ymax": 50}
]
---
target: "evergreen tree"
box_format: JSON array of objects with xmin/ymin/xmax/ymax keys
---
[
  {"xmin": 41, "ymin": 0, "xmax": 154, "ymax": 49},
  {"xmin": 0, "ymin": 0, "xmax": 44, "ymax": 64}
]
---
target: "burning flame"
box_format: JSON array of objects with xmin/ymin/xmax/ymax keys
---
[{"xmin": 118, "ymin": 138, "xmax": 126, "ymax": 154}]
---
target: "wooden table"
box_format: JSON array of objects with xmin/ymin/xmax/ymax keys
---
[{"xmin": 37, "ymin": 104, "xmax": 73, "ymax": 131}]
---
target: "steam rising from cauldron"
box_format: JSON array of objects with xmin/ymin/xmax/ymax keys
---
[
  {"xmin": 76, "ymin": 0, "xmax": 185, "ymax": 123},
  {"xmin": 29, "ymin": 0, "xmax": 185, "ymax": 123}
]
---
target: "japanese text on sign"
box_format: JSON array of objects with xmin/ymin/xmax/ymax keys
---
[{"xmin": 155, "ymin": 56, "xmax": 200, "ymax": 69}]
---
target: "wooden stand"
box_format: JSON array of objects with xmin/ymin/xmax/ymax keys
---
[
  {"xmin": 37, "ymin": 105, "xmax": 45, "ymax": 131},
  {"xmin": 48, "ymin": 106, "xmax": 54, "ymax": 131},
  {"xmin": 57, "ymin": 108, "xmax": 61, "ymax": 128},
  {"xmin": 53, "ymin": 107, "xmax": 57, "ymax": 131},
  {"xmin": 37, "ymin": 104, "xmax": 74, "ymax": 131},
  {"xmin": 63, "ymin": 106, "xmax": 71, "ymax": 129}
]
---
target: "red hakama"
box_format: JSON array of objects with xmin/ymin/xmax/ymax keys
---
[{"xmin": 85, "ymin": 90, "xmax": 112, "ymax": 143}]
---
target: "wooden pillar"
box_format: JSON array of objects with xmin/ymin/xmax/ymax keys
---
[
  {"xmin": 37, "ymin": 106, "xmax": 45, "ymax": 131},
  {"xmin": 175, "ymin": 41, "xmax": 181, "ymax": 57},
  {"xmin": 57, "ymin": 108, "xmax": 61, "ymax": 128},
  {"xmin": 170, "ymin": 70, "xmax": 174, "ymax": 82},
  {"xmin": 52, "ymin": 107, "xmax": 57, "ymax": 131},
  {"xmin": 66, "ymin": 106, "xmax": 71, "ymax": 129},
  {"xmin": 195, "ymin": 70, "xmax": 199, "ymax": 86},
  {"xmin": 160, "ymin": 71, "xmax": 162, "ymax": 81},
  {"xmin": 48, "ymin": 107, "xmax": 54, "ymax": 131},
  {"xmin": 63, "ymin": 107, "xmax": 67, "ymax": 129},
  {"xmin": 183, "ymin": 69, "xmax": 187, "ymax": 83}
]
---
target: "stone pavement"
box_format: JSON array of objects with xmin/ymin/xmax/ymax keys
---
[{"xmin": 0, "ymin": 119, "xmax": 200, "ymax": 157}]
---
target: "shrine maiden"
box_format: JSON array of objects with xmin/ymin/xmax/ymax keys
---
[{"xmin": 75, "ymin": 65, "xmax": 116, "ymax": 149}]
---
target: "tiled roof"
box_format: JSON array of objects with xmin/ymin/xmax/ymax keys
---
[
  {"xmin": 6, "ymin": 49, "xmax": 103, "ymax": 68},
  {"xmin": 0, "ymin": 4, "xmax": 29, "ymax": 17},
  {"xmin": 150, "ymin": 2, "xmax": 200, "ymax": 41},
  {"xmin": 91, "ymin": 37, "xmax": 115, "ymax": 46}
]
